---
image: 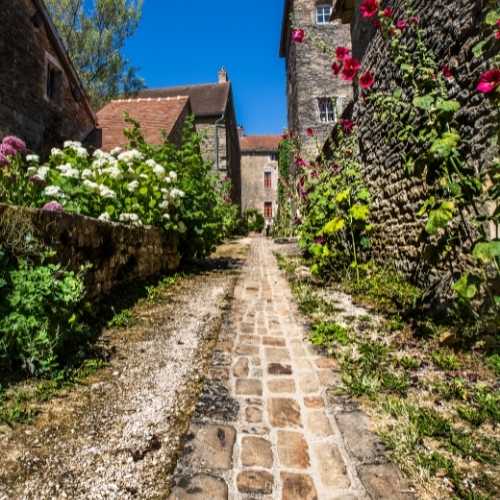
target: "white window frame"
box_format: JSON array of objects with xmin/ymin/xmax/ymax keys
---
[
  {"xmin": 316, "ymin": 4, "xmax": 332, "ymax": 25},
  {"xmin": 318, "ymin": 97, "xmax": 336, "ymax": 123}
]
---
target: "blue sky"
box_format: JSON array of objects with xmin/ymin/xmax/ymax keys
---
[{"xmin": 124, "ymin": 0, "xmax": 287, "ymax": 136}]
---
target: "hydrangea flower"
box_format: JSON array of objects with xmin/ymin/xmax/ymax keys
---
[
  {"xmin": 83, "ymin": 179, "xmax": 99, "ymax": 191},
  {"xmin": 98, "ymin": 213, "xmax": 111, "ymax": 222},
  {"xmin": 97, "ymin": 185, "xmax": 116, "ymax": 199},
  {"xmin": 51, "ymin": 148, "xmax": 64, "ymax": 158},
  {"xmin": 81, "ymin": 169, "xmax": 93, "ymax": 179},
  {"xmin": 2, "ymin": 136, "xmax": 26, "ymax": 153},
  {"xmin": 169, "ymin": 171, "xmax": 178, "ymax": 181},
  {"xmin": 33, "ymin": 166, "xmax": 50, "ymax": 181},
  {"xmin": 110, "ymin": 147, "xmax": 123, "ymax": 156},
  {"xmin": 118, "ymin": 149, "xmax": 144, "ymax": 164},
  {"xmin": 42, "ymin": 201, "xmax": 64, "ymax": 212},
  {"xmin": 57, "ymin": 163, "xmax": 80, "ymax": 178},
  {"xmin": 64, "ymin": 140, "xmax": 82, "ymax": 149},
  {"xmin": 127, "ymin": 180, "xmax": 140, "ymax": 192},
  {"xmin": 119, "ymin": 213, "xmax": 141, "ymax": 224},
  {"xmin": 43, "ymin": 185, "xmax": 64, "ymax": 198},
  {"xmin": 26, "ymin": 154, "xmax": 40, "ymax": 163}
]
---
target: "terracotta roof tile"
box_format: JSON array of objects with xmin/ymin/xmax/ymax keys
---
[
  {"xmin": 97, "ymin": 97, "xmax": 190, "ymax": 151},
  {"xmin": 137, "ymin": 83, "xmax": 230, "ymax": 117},
  {"xmin": 240, "ymin": 135, "xmax": 282, "ymax": 153}
]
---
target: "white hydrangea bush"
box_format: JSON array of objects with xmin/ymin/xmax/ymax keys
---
[{"xmin": 30, "ymin": 141, "xmax": 185, "ymax": 231}]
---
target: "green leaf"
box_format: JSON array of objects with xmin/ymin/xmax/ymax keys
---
[
  {"xmin": 425, "ymin": 201, "xmax": 455, "ymax": 235},
  {"xmin": 335, "ymin": 189, "xmax": 350, "ymax": 204},
  {"xmin": 356, "ymin": 188, "xmax": 370, "ymax": 201},
  {"xmin": 323, "ymin": 217, "xmax": 346, "ymax": 234},
  {"xmin": 430, "ymin": 131, "xmax": 461, "ymax": 159},
  {"xmin": 472, "ymin": 40, "xmax": 487, "ymax": 58},
  {"xmin": 485, "ymin": 11, "xmax": 500, "ymax": 26},
  {"xmin": 453, "ymin": 274, "xmax": 478, "ymax": 301},
  {"xmin": 413, "ymin": 94, "xmax": 435, "ymax": 111},
  {"xmin": 435, "ymin": 98, "xmax": 460, "ymax": 113},
  {"xmin": 350, "ymin": 204, "xmax": 370, "ymax": 221},
  {"xmin": 401, "ymin": 64, "xmax": 414, "ymax": 74},
  {"xmin": 472, "ymin": 241, "xmax": 500, "ymax": 263}
]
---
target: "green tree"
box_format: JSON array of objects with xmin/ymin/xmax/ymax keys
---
[{"xmin": 45, "ymin": 0, "xmax": 144, "ymax": 109}]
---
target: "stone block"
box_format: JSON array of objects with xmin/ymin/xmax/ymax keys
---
[
  {"xmin": 240, "ymin": 436, "xmax": 273, "ymax": 468},
  {"xmin": 277, "ymin": 431, "xmax": 310, "ymax": 469},
  {"xmin": 268, "ymin": 398, "xmax": 302, "ymax": 428},
  {"xmin": 281, "ymin": 472, "xmax": 318, "ymax": 500},
  {"xmin": 235, "ymin": 379, "xmax": 262, "ymax": 396},
  {"xmin": 313, "ymin": 442, "xmax": 351, "ymax": 489},
  {"xmin": 236, "ymin": 470, "xmax": 274, "ymax": 495}
]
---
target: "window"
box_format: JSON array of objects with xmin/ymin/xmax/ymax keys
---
[
  {"xmin": 45, "ymin": 53, "xmax": 63, "ymax": 104},
  {"xmin": 270, "ymin": 152, "xmax": 278, "ymax": 161},
  {"xmin": 318, "ymin": 97, "xmax": 336, "ymax": 123},
  {"xmin": 264, "ymin": 172, "xmax": 272, "ymax": 189},
  {"xmin": 264, "ymin": 202, "xmax": 273, "ymax": 219},
  {"xmin": 316, "ymin": 5, "xmax": 332, "ymax": 25}
]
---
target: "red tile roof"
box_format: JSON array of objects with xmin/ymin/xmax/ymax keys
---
[
  {"xmin": 240, "ymin": 135, "xmax": 282, "ymax": 153},
  {"xmin": 137, "ymin": 83, "xmax": 230, "ymax": 117},
  {"xmin": 97, "ymin": 97, "xmax": 190, "ymax": 150}
]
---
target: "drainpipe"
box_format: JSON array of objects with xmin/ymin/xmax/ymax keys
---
[{"xmin": 214, "ymin": 113, "xmax": 225, "ymax": 171}]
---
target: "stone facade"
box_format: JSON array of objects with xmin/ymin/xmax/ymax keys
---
[
  {"xmin": 240, "ymin": 136, "xmax": 282, "ymax": 224},
  {"xmin": 335, "ymin": 0, "xmax": 498, "ymax": 288},
  {"xmin": 280, "ymin": 0, "xmax": 353, "ymax": 159},
  {"xmin": 0, "ymin": 0, "xmax": 96, "ymax": 155},
  {"xmin": 0, "ymin": 204, "xmax": 179, "ymax": 298}
]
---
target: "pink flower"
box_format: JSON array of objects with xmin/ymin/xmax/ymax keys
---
[
  {"xmin": 382, "ymin": 7, "xmax": 394, "ymax": 18},
  {"xmin": 476, "ymin": 69, "xmax": 500, "ymax": 94},
  {"xmin": 42, "ymin": 201, "xmax": 64, "ymax": 213},
  {"xmin": 340, "ymin": 119, "xmax": 354, "ymax": 134},
  {"xmin": 2, "ymin": 136, "xmax": 26, "ymax": 153},
  {"xmin": 359, "ymin": 0, "xmax": 379, "ymax": 18},
  {"xmin": 341, "ymin": 57, "xmax": 361, "ymax": 81},
  {"xmin": 295, "ymin": 158, "xmax": 307, "ymax": 167},
  {"xmin": 496, "ymin": 30, "xmax": 500, "ymax": 40},
  {"xmin": 359, "ymin": 70, "xmax": 375, "ymax": 89},
  {"xmin": 409, "ymin": 16, "xmax": 420, "ymax": 25},
  {"xmin": 306, "ymin": 128, "xmax": 314, "ymax": 137},
  {"xmin": 396, "ymin": 19, "xmax": 408, "ymax": 30},
  {"xmin": 0, "ymin": 142, "xmax": 17, "ymax": 157},
  {"xmin": 332, "ymin": 61, "xmax": 343, "ymax": 75},
  {"xmin": 292, "ymin": 29, "xmax": 305, "ymax": 43},
  {"xmin": 336, "ymin": 47, "xmax": 350, "ymax": 61},
  {"xmin": 442, "ymin": 65, "xmax": 454, "ymax": 79}
]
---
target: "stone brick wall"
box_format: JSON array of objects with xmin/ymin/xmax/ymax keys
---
[
  {"xmin": 241, "ymin": 153, "xmax": 279, "ymax": 222},
  {"xmin": 351, "ymin": 0, "xmax": 498, "ymax": 287},
  {"xmin": 282, "ymin": 0, "xmax": 353, "ymax": 159},
  {"xmin": 0, "ymin": 0, "xmax": 96, "ymax": 156},
  {"xmin": 0, "ymin": 204, "xmax": 179, "ymax": 298}
]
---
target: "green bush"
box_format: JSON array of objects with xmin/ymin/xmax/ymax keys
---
[
  {"xmin": 0, "ymin": 246, "xmax": 89, "ymax": 376},
  {"xmin": 245, "ymin": 209, "xmax": 265, "ymax": 233}
]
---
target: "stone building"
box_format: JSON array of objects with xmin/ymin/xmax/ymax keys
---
[
  {"xmin": 240, "ymin": 135, "xmax": 282, "ymax": 224},
  {"xmin": 280, "ymin": 0, "xmax": 353, "ymax": 158},
  {"xmin": 96, "ymin": 96, "xmax": 192, "ymax": 150},
  {"xmin": 137, "ymin": 69, "xmax": 241, "ymax": 205},
  {"xmin": 0, "ymin": 0, "xmax": 96, "ymax": 155}
]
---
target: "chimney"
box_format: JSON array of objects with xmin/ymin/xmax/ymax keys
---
[{"xmin": 218, "ymin": 67, "xmax": 228, "ymax": 83}]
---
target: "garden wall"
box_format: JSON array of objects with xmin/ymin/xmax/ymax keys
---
[
  {"xmin": 0, "ymin": 204, "xmax": 180, "ymax": 298},
  {"xmin": 352, "ymin": 0, "xmax": 498, "ymax": 289}
]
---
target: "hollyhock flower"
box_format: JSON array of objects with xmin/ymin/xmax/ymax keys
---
[
  {"xmin": 0, "ymin": 142, "xmax": 17, "ymax": 157},
  {"xmin": 359, "ymin": 0, "xmax": 378, "ymax": 18},
  {"xmin": 396, "ymin": 19, "xmax": 408, "ymax": 30},
  {"xmin": 296, "ymin": 158, "xmax": 307, "ymax": 167},
  {"xmin": 341, "ymin": 57, "xmax": 361, "ymax": 81},
  {"xmin": 442, "ymin": 65, "xmax": 454, "ymax": 79},
  {"xmin": 332, "ymin": 61, "xmax": 342, "ymax": 75},
  {"xmin": 2, "ymin": 136, "xmax": 26, "ymax": 153},
  {"xmin": 340, "ymin": 119, "xmax": 354, "ymax": 134},
  {"xmin": 496, "ymin": 30, "xmax": 500, "ymax": 40},
  {"xmin": 42, "ymin": 201, "xmax": 64, "ymax": 212},
  {"xmin": 476, "ymin": 69, "xmax": 500, "ymax": 93},
  {"xmin": 292, "ymin": 29, "xmax": 305, "ymax": 43},
  {"xmin": 409, "ymin": 16, "xmax": 420, "ymax": 25},
  {"xmin": 306, "ymin": 128, "xmax": 314, "ymax": 137},
  {"xmin": 359, "ymin": 71, "xmax": 375, "ymax": 89},
  {"xmin": 336, "ymin": 47, "xmax": 350, "ymax": 61},
  {"xmin": 382, "ymin": 7, "xmax": 394, "ymax": 17}
]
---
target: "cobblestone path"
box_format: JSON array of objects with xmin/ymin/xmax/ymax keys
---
[{"xmin": 170, "ymin": 237, "xmax": 412, "ymax": 499}]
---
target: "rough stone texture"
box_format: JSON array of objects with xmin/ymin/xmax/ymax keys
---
[
  {"xmin": 268, "ymin": 398, "xmax": 302, "ymax": 428},
  {"xmin": 357, "ymin": 464, "xmax": 415, "ymax": 500},
  {"xmin": 187, "ymin": 425, "xmax": 236, "ymax": 470},
  {"xmin": 349, "ymin": 0, "xmax": 498, "ymax": 289},
  {"xmin": 281, "ymin": 472, "xmax": 318, "ymax": 500},
  {"xmin": 236, "ymin": 470, "xmax": 274, "ymax": 495},
  {"xmin": 313, "ymin": 442, "xmax": 351, "ymax": 489},
  {"xmin": 277, "ymin": 431, "xmax": 311, "ymax": 469},
  {"xmin": 280, "ymin": 0, "xmax": 354, "ymax": 158},
  {"xmin": 0, "ymin": 204, "xmax": 179, "ymax": 298},
  {"xmin": 169, "ymin": 474, "xmax": 228, "ymax": 500},
  {"xmin": 240, "ymin": 436, "xmax": 273, "ymax": 468},
  {"xmin": 0, "ymin": 0, "xmax": 96, "ymax": 155}
]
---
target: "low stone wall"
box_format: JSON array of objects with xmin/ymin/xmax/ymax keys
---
[
  {"xmin": 0, "ymin": 204, "xmax": 180, "ymax": 297},
  {"xmin": 351, "ymin": 0, "xmax": 498, "ymax": 289}
]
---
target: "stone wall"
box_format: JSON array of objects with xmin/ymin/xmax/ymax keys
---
[
  {"xmin": 282, "ymin": 0, "xmax": 353, "ymax": 159},
  {"xmin": 0, "ymin": 0, "xmax": 96, "ymax": 156},
  {"xmin": 0, "ymin": 204, "xmax": 179, "ymax": 298},
  {"xmin": 241, "ymin": 153, "xmax": 279, "ymax": 222},
  {"xmin": 351, "ymin": 0, "xmax": 498, "ymax": 287}
]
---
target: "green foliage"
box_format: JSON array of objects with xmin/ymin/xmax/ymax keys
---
[
  {"xmin": 431, "ymin": 349, "xmax": 461, "ymax": 371},
  {"xmin": 0, "ymin": 247, "xmax": 88, "ymax": 376},
  {"xmin": 244, "ymin": 209, "xmax": 265, "ymax": 233},
  {"xmin": 44, "ymin": 0, "xmax": 144, "ymax": 108},
  {"xmin": 310, "ymin": 321, "xmax": 351, "ymax": 353},
  {"xmin": 108, "ymin": 309, "xmax": 134, "ymax": 328}
]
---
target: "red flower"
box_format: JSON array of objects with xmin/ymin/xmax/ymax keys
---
[
  {"xmin": 476, "ymin": 69, "xmax": 500, "ymax": 94},
  {"xmin": 336, "ymin": 46, "xmax": 351, "ymax": 61},
  {"xmin": 340, "ymin": 119, "xmax": 354, "ymax": 134},
  {"xmin": 382, "ymin": 7, "xmax": 394, "ymax": 18},
  {"xmin": 359, "ymin": 0, "xmax": 379, "ymax": 18},
  {"xmin": 372, "ymin": 19, "xmax": 381, "ymax": 29},
  {"xmin": 442, "ymin": 65, "xmax": 454, "ymax": 79},
  {"xmin": 396, "ymin": 19, "xmax": 408, "ymax": 30},
  {"xmin": 332, "ymin": 61, "xmax": 342, "ymax": 75},
  {"xmin": 292, "ymin": 29, "xmax": 305, "ymax": 43},
  {"xmin": 359, "ymin": 70, "xmax": 375, "ymax": 89},
  {"xmin": 306, "ymin": 128, "xmax": 314, "ymax": 137},
  {"xmin": 341, "ymin": 57, "xmax": 361, "ymax": 81},
  {"xmin": 296, "ymin": 158, "xmax": 307, "ymax": 167}
]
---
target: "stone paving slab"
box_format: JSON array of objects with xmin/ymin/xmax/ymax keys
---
[{"xmin": 169, "ymin": 237, "xmax": 414, "ymax": 499}]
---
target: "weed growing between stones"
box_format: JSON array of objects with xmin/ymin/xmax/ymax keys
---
[{"xmin": 276, "ymin": 253, "xmax": 499, "ymax": 499}]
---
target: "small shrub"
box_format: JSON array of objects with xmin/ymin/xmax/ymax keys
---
[
  {"xmin": 244, "ymin": 209, "xmax": 265, "ymax": 233},
  {"xmin": 108, "ymin": 309, "xmax": 134, "ymax": 328},
  {"xmin": 432, "ymin": 349, "xmax": 461, "ymax": 371},
  {"xmin": 310, "ymin": 321, "xmax": 351, "ymax": 350}
]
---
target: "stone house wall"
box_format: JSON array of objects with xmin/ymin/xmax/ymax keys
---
[
  {"xmin": 350, "ymin": 0, "xmax": 498, "ymax": 287},
  {"xmin": 0, "ymin": 204, "xmax": 179, "ymax": 299},
  {"xmin": 241, "ymin": 153, "xmax": 279, "ymax": 223},
  {"xmin": 0, "ymin": 0, "xmax": 96, "ymax": 156},
  {"xmin": 281, "ymin": 0, "xmax": 353, "ymax": 159}
]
